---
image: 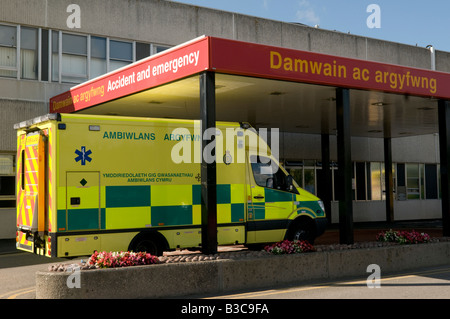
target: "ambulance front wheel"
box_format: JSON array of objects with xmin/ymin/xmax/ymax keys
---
[
  {"xmin": 129, "ymin": 232, "xmax": 168, "ymax": 256},
  {"xmin": 286, "ymin": 217, "xmax": 316, "ymax": 245}
]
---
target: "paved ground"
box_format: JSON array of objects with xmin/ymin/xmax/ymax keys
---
[
  {"xmin": 0, "ymin": 239, "xmax": 15, "ymax": 255},
  {"xmin": 203, "ymin": 264, "xmax": 450, "ymax": 299}
]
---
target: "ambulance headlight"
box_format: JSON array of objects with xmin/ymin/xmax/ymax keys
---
[{"xmin": 318, "ymin": 200, "xmax": 325, "ymax": 213}]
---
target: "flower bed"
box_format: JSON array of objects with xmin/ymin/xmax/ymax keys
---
[
  {"xmin": 47, "ymin": 229, "xmax": 448, "ymax": 272},
  {"xmin": 87, "ymin": 251, "xmax": 160, "ymax": 269},
  {"xmin": 264, "ymin": 239, "xmax": 315, "ymax": 255},
  {"xmin": 376, "ymin": 229, "xmax": 431, "ymax": 244}
]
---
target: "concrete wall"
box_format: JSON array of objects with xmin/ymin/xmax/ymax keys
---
[
  {"xmin": 0, "ymin": 99, "xmax": 47, "ymax": 151},
  {"xmin": 35, "ymin": 241, "xmax": 450, "ymax": 299},
  {"xmin": 0, "ymin": 208, "xmax": 15, "ymax": 239},
  {"xmin": 392, "ymin": 134, "xmax": 440, "ymax": 164},
  {"xmin": 395, "ymin": 199, "xmax": 442, "ymax": 221},
  {"xmin": 329, "ymin": 201, "xmax": 442, "ymax": 224},
  {"xmin": 0, "ymin": 0, "xmax": 441, "ymax": 68}
]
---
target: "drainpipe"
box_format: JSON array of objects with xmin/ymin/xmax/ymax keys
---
[{"xmin": 426, "ymin": 45, "xmax": 436, "ymax": 70}]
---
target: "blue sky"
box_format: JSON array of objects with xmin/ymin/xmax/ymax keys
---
[{"xmin": 171, "ymin": 0, "xmax": 450, "ymax": 52}]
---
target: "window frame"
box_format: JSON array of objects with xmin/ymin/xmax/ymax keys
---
[
  {"xmin": 151, "ymin": 43, "xmax": 171, "ymax": 55},
  {"xmin": 0, "ymin": 23, "xmax": 19, "ymax": 78},
  {"xmin": 20, "ymin": 26, "xmax": 40, "ymax": 80},
  {"xmin": 50, "ymin": 31, "xmax": 140, "ymax": 83},
  {"xmin": 1, "ymin": 24, "xmax": 170, "ymax": 83},
  {"xmin": 0, "ymin": 24, "xmax": 43, "ymax": 81},
  {"xmin": 60, "ymin": 31, "xmax": 88, "ymax": 83},
  {"xmin": 0, "ymin": 153, "xmax": 16, "ymax": 209}
]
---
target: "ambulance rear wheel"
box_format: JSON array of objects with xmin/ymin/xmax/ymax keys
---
[
  {"xmin": 135, "ymin": 239, "xmax": 160, "ymax": 256},
  {"xmin": 129, "ymin": 232, "xmax": 166, "ymax": 256}
]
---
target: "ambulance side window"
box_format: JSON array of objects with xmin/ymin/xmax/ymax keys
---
[{"xmin": 250, "ymin": 155, "xmax": 297, "ymax": 193}]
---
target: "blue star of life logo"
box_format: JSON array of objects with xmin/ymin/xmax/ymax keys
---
[{"xmin": 75, "ymin": 146, "xmax": 92, "ymax": 165}]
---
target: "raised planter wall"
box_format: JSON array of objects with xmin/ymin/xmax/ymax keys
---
[{"xmin": 35, "ymin": 242, "xmax": 450, "ymax": 299}]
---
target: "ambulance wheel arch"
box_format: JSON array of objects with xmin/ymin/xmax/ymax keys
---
[
  {"xmin": 285, "ymin": 215, "xmax": 316, "ymax": 244},
  {"xmin": 128, "ymin": 231, "xmax": 169, "ymax": 256}
]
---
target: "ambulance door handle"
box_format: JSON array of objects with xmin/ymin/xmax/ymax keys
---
[
  {"xmin": 253, "ymin": 195, "xmax": 264, "ymax": 199},
  {"xmin": 70, "ymin": 197, "xmax": 81, "ymax": 206}
]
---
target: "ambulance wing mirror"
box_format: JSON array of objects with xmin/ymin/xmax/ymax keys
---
[
  {"xmin": 286, "ymin": 175, "xmax": 298, "ymax": 193},
  {"xmin": 266, "ymin": 178, "xmax": 274, "ymax": 188},
  {"xmin": 286, "ymin": 175, "xmax": 293, "ymax": 190}
]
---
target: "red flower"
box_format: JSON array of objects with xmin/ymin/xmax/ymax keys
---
[
  {"xmin": 376, "ymin": 229, "xmax": 430, "ymax": 244},
  {"xmin": 265, "ymin": 239, "xmax": 315, "ymax": 254},
  {"xmin": 87, "ymin": 251, "xmax": 160, "ymax": 268}
]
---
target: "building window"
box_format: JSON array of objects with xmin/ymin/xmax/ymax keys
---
[
  {"xmin": 396, "ymin": 163, "xmax": 439, "ymax": 200},
  {"xmin": 303, "ymin": 161, "xmax": 317, "ymax": 195},
  {"xmin": 288, "ymin": 167, "xmax": 303, "ymax": 193},
  {"xmin": 0, "ymin": 24, "xmax": 158, "ymax": 83},
  {"xmin": 425, "ymin": 164, "xmax": 438, "ymax": 199},
  {"xmin": 152, "ymin": 44, "xmax": 171, "ymax": 55},
  {"xmin": 51, "ymin": 30, "xmax": 59, "ymax": 82},
  {"xmin": 109, "ymin": 39, "xmax": 133, "ymax": 71},
  {"xmin": 0, "ymin": 24, "xmax": 39, "ymax": 80},
  {"xmin": 0, "ymin": 24, "xmax": 18, "ymax": 78},
  {"xmin": 286, "ymin": 160, "xmax": 408, "ymax": 202},
  {"xmin": 369, "ymin": 162, "xmax": 385, "ymax": 201},
  {"xmin": 20, "ymin": 27, "xmax": 38, "ymax": 80},
  {"xmin": 0, "ymin": 154, "xmax": 15, "ymax": 208},
  {"xmin": 406, "ymin": 163, "xmax": 421, "ymax": 200},
  {"xmin": 287, "ymin": 160, "xmax": 441, "ymax": 202},
  {"xmin": 136, "ymin": 42, "xmax": 150, "ymax": 61},
  {"xmin": 61, "ymin": 33, "xmax": 88, "ymax": 83},
  {"xmin": 355, "ymin": 162, "xmax": 367, "ymax": 200},
  {"xmin": 285, "ymin": 160, "xmax": 320, "ymax": 196},
  {"xmin": 50, "ymin": 31, "xmax": 138, "ymax": 83},
  {"xmin": 90, "ymin": 36, "xmax": 107, "ymax": 78}
]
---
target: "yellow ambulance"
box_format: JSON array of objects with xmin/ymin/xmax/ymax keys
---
[{"xmin": 15, "ymin": 113, "xmax": 327, "ymax": 257}]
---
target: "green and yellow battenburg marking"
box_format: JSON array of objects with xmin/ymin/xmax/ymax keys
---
[{"xmin": 15, "ymin": 113, "xmax": 326, "ymax": 257}]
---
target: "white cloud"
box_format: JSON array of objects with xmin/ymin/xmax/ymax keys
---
[{"xmin": 296, "ymin": 0, "xmax": 320, "ymax": 25}]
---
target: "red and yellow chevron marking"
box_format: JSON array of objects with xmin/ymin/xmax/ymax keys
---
[
  {"xmin": 17, "ymin": 133, "xmax": 39, "ymax": 230},
  {"xmin": 16, "ymin": 134, "xmax": 31, "ymax": 251},
  {"xmin": 16, "ymin": 231, "xmax": 32, "ymax": 252},
  {"xmin": 37, "ymin": 132, "xmax": 46, "ymax": 233},
  {"xmin": 16, "ymin": 134, "xmax": 25, "ymax": 225},
  {"xmin": 16, "ymin": 130, "xmax": 51, "ymax": 255},
  {"xmin": 46, "ymin": 128, "xmax": 53, "ymax": 233},
  {"xmin": 16, "ymin": 131, "xmax": 51, "ymax": 255}
]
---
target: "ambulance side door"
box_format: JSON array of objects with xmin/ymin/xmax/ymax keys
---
[{"xmin": 248, "ymin": 154, "xmax": 295, "ymax": 243}]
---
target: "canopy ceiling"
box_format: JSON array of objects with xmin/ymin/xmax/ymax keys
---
[{"xmin": 77, "ymin": 73, "xmax": 438, "ymax": 138}]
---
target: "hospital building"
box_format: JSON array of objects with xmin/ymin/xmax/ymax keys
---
[{"xmin": 1, "ymin": 0, "xmax": 449, "ymax": 240}]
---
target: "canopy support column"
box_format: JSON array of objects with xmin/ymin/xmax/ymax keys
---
[
  {"xmin": 336, "ymin": 88, "xmax": 354, "ymax": 244},
  {"xmin": 200, "ymin": 71, "xmax": 218, "ymax": 254},
  {"xmin": 438, "ymin": 100, "xmax": 450, "ymax": 237},
  {"xmin": 321, "ymin": 133, "xmax": 332, "ymax": 224},
  {"xmin": 384, "ymin": 137, "xmax": 394, "ymax": 223}
]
